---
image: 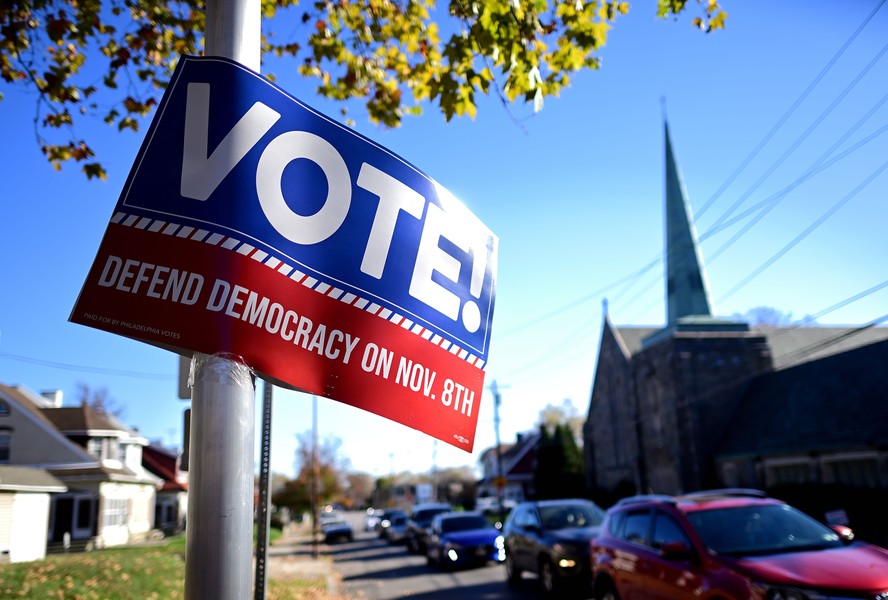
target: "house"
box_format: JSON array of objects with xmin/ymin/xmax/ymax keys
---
[
  {"xmin": 0, "ymin": 384, "xmax": 161, "ymax": 549},
  {"xmin": 583, "ymin": 123, "xmax": 888, "ymax": 513},
  {"xmin": 142, "ymin": 444, "xmax": 188, "ymax": 535},
  {"xmin": 0, "ymin": 465, "xmax": 66, "ymax": 563},
  {"xmin": 476, "ymin": 431, "xmax": 540, "ymax": 508}
]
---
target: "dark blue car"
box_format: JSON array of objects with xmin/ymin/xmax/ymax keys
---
[{"xmin": 426, "ymin": 511, "xmax": 505, "ymax": 570}]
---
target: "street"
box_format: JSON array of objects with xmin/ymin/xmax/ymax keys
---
[{"xmin": 329, "ymin": 512, "xmax": 580, "ymax": 600}]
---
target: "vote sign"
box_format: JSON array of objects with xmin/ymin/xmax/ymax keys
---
[{"xmin": 71, "ymin": 55, "xmax": 498, "ymax": 452}]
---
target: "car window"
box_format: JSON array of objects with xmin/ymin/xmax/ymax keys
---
[
  {"xmin": 686, "ymin": 504, "xmax": 844, "ymax": 556},
  {"xmin": 538, "ymin": 502, "xmax": 605, "ymax": 529},
  {"xmin": 621, "ymin": 510, "xmax": 651, "ymax": 546},
  {"xmin": 607, "ymin": 511, "xmax": 626, "ymax": 537},
  {"xmin": 652, "ymin": 511, "xmax": 690, "ymax": 549},
  {"xmin": 440, "ymin": 515, "xmax": 488, "ymax": 533},
  {"xmin": 514, "ymin": 507, "xmax": 540, "ymax": 529}
]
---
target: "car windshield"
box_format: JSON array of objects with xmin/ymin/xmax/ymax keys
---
[
  {"xmin": 687, "ymin": 504, "xmax": 845, "ymax": 556},
  {"xmin": 415, "ymin": 508, "xmax": 448, "ymax": 524},
  {"xmin": 539, "ymin": 503, "xmax": 605, "ymax": 530},
  {"xmin": 440, "ymin": 515, "xmax": 489, "ymax": 533}
]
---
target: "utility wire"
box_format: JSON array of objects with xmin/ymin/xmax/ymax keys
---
[
  {"xmin": 594, "ymin": 316, "xmax": 888, "ymax": 438},
  {"xmin": 701, "ymin": 120, "xmax": 888, "ymax": 244},
  {"xmin": 703, "ymin": 37, "xmax": 888, "ymax": 237},
  {"xmin": 497, "ymin": 2, "xmax": 887, "ymax": 336},
  {"xmin": 704, "ymin": 113, "xmax": 888, "ymax": 265},
  {"xmin": 496, "ymin": 262, "xmax": 660, "ymax": 338},
  {"xmin": 617, "ymin": 119, "xmax": 888, "ymax": 321},
  {"xmin": 695, "ymin": 0, "xmax": 887, "ymax": 221},
  {"xmin": 0, "ymin": 350, "xmax": 176, "ymax": 381},
  {"xmin": 717, "ymin": 157, "xmax": 888, "ymax": 303}
]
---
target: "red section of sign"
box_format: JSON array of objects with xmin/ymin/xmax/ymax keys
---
[{"xmin": 70, "ymin": 224, "xmax": 484, "ymax": 451}]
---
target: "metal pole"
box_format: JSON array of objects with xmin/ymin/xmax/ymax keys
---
[
  {"xmin": 254, "ymin": 380, "xmax": 273, "ymax": 600},
  {"xmin": 205, "ymin": 0, "xmax": 261, "ymax": 69},
  {"xmin": 311, "ymin": 394, "xmax": 319, "ymax": 559},
  {"xmin": 185, "ymin": 353, "xmax": 256, "ymax": 600},
  {"xmin": 184, "ymin": 2, "xmax": 261, "ymax": 598},
  {"xmin": 432, "ymin": 440, "xmax": 438, "ymax": 503}
]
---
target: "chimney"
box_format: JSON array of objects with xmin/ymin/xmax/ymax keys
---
[{"xmin": 40, "ymin": 390, "xmax": 64, "ymax": 407}]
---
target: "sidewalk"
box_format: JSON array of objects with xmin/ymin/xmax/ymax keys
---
[{"xmin": 266, "ymin": 521, "xmax": 344, "ymax": 598}]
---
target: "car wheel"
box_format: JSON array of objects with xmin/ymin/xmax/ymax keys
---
[
  {"xmin": 539, "ymin": 559, "xmax": 559, "ymax": 596},
  {"xmin": 505, "ymin": 553, "xmax": 521, "ymax": 586}
]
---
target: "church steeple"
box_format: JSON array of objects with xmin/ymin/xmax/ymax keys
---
[{"xmin": 664, "ymin": 121, "xmax": 712, "ymax": 325}]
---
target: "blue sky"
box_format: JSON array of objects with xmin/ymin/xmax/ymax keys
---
[{"xmin": 2, "ymin": 0, "xmax": 887, "ymax": 480}]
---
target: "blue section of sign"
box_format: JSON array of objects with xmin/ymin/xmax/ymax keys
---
[{"xmin": 118, "ymin": 55, "xmax": 497, "ymax": 361}]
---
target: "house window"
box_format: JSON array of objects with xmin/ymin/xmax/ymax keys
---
[
  {"xmin": 87, "ymin": 439, "xmax": 102, "ymax": 459},
  {"xmin": 103, "ymin": 498, "xmax": 129, "ymax": 528},
  {"xmin": 106, "ymin": 438, "xmax": 120, "ymax": 462},
  {"xmin": 0, "ymin": 400, "xmax": 9, "ymax": 416},
  {"xmin": 0, "ymin": 430, "xmax": 10, "ymax": 463}
]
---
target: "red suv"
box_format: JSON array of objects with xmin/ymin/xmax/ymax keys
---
[{"xmin": 590, "ymin": 489, "xmax": 888, "ymax": 599}]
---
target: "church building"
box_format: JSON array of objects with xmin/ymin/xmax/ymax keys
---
[{"xmin": 582, "ymin": 123, "xmax": 888, "ymax": 511}]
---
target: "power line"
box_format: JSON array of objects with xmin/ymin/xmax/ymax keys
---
[
  {"xmin": 497, "ymin": 2, "xmax": 887, "ymax": 337},
  {"xmin": 704, "ymin": 117, "xmax": 888, "ymax": 265},
  {"xmin": 701, "ymin": 119, "xmax": 888, "ymax": 246},
  {"xmin": 702, "ymin": 37, "xmax": 888, "ymax": 238},
  {"xmin": 716, "ymin": 156, "xmax": 888, "ymax": 303},
  {"xmin": 695, "ymin": 0, "xmax": 887, "ymax": 222},
  {"xmin": 495, "ymin": 264, "xmax": 657, "ymax": 338},
  {"xmin": 0, "ymin": 350, "xmax": 176, "ymax": 381}
]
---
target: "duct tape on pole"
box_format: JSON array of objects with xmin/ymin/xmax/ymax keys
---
[{"xmin": 185, "ymin": 353, "xmax": 255, "ymax": 599}]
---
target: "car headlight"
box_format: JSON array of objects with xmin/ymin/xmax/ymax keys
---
[{"xmin": 444, "ymin": 542, "xmax": 463, "ymax": 562}]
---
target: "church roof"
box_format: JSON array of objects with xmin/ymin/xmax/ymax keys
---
[
  {"xmin": 751, "ymin": 325, "xmax": 888, "ymax": 369},
  {"xmin": 715, "ymin": 338, "xmax": 888, "ymax": 458},
  {"xmin": 612, "ymin": 324, "xmax": 888, "ymax": 370},
  {"xmin": 611, "ymin": 326, "xmax": 661, "ymax": 356}
]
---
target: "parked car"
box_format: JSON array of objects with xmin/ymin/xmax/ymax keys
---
[
  {"xmin": 364, "ymin": 507, "xmax": 382, "ymax": 531},
  {"xmin": 502, "ymin": 498, "xmax": 606, "ymax": 595},
  {"xmin": 476, "ymin": 496, "xmax": 517, "ymax": 516},
  {"xmin": 426, "ymin": 511, "xmax": 505, "ymax": 570},
  {"xmin": 406, "ymin": 503, "xmax": 451, "ymax": 554},
  {"xmin": 384, "ymin": 512, "xmax": 409, "ymax": 544},
  {"xmin": 591, "ymin": 489, "xmax": 888, "ymax": 600},
  {"xmin": 320, "ymin": 516, "xmax": 353, "ymax": 543},
  {"xmin": 377, "ymin": 509, "xmax": 408, "ymax": 539}
]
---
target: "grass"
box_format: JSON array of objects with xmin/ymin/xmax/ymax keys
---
[{"xmin": 0, "ymin": 529, "xmax": 335, "ymax": 600}]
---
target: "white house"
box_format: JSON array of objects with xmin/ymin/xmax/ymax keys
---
[{"xmin": 0, "ymin": 465, "xmax": 66, "ymax": 562}]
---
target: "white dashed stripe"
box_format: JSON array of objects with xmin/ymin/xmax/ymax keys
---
[{"xmin": 109, "ymin": 213, "xmax": 484, "ymax": 368}]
